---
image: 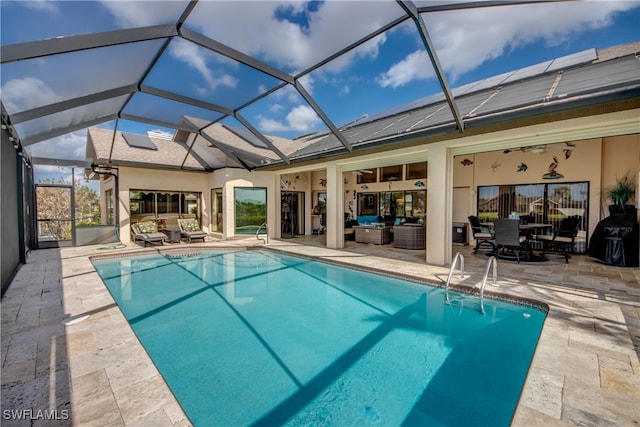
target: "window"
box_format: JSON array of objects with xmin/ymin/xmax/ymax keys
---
[
  {"xmin": 380, "ymin": 165, "xmax": 403, "ymax": 182},
  {"xmin": 235, "ymin": 187, "xmax": 266, "ymax": 234},
  {"xmin": 477, "ymin": 181, "xmax": 589, "ymax": 252},
  {"xmin": 380, "ymin": 192, "xmax": 405, "ymax": 218},
  {"xmin": 358, "ymin": 190, "xmax": 426, "ymax": 220},
  {"xmin": 405, "ymin": 191, "xmax": 426, "ymax": 219},
  {"xmin": 358, "ymin": 193, "xmax": 378, "ymax": 215},
  {"xmin": 105, "ymin": 189, "xmax": 114, "ymax": 225},
  {"xmin": 129, "ymin": 190, "xmax": 201, "ymax": 223},
  {"xmin": 406, "ymin": 162, "xmax": 427, "ymax": 180},
  {"xmin": 357, "ymin": 170, "xmax": 377, "ymax": 184}
]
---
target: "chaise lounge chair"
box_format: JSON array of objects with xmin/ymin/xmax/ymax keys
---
[
  {"xmin": 177, "ymin": 218, "xmax": 208, "ymax": 243},
  {"xmin": 131, "ymin": 221, "xmax": 166, "ymax": 247}
]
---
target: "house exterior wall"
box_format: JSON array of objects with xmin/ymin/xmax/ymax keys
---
[
  {"xmin": 452, "ymin": 134, "xmax": 639, "ymax": 237},
  {"xmin": 116, "ymin": 166, "xmax": 210, "ymax": 243},
  {"xmin": 601, "ymin": 134, "xmax": 640, "ymax": 214},
  {"xmin": 1, "ymin": 128, "xmax": 25, "ymax": 294},
  {"xmin": 98, "ymin": 110, "xmax": 638, "ymax": 263},
  {"xmin": 211, "ymin": 168, "xmax": 277, "ymax": 239}
]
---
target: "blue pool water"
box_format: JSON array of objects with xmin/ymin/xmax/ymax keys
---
[{"xmin": 92, "ymin": 249, "xmax": 546, "ymax": 426}]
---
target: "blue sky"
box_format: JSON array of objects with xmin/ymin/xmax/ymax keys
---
[{"xmin": 1, "ymin": 0, "xmax": 639, "ymax": 186}]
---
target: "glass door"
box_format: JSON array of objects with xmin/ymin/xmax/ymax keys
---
[{"xmin": 281, "ymin": 191, "xmax": 305, "ymax": 237}]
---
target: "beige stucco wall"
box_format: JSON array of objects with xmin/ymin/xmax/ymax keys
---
[
  {"xmin": 211, "ymin": 168, "xmax": 277, "ymax": 239},
  {"xmin": 452, "ymin": 134, "xmax": 640, "ymax": 236},
  {"xmin": 601, "ymin": 134, "xmax": 640, "ymax": 214},
  {"xmin": 116, "ymin": 166, "xmax": 210, "ymax": 243}
]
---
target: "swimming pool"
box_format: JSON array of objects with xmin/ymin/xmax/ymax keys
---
[{"xmin": 92, "ymin": 249, "xmax": 546, "ymax": 426}]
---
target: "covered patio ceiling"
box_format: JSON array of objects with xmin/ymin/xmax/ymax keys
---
[{"xmin": 2, "ymin": 1, "xmax": 639, "ymax": 171}]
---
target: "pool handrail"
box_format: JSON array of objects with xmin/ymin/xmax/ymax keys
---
[
  {"xmin": 444, "ymin": 252, "xmax": 465, "ymax": 305},
  {"xmin": 479, "ymin": 256, "xmax": 498, "ymax": 315},
  {"xmin": 256, "ymin": 222, "xmax": 269, "ymax": 245}
]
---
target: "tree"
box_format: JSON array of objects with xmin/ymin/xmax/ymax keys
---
[
  {"xmin": 36, "ymin": 178, "xmax": 101, "ymax": 241},
  {"xmin": 74, "ymin": 184, "xmax": 101, "ymax": 225}
]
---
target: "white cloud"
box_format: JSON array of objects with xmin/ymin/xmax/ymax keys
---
[
  {"xmin": 98, "ymin": 0, "xmax": 181, "ymax": 27},
  {"xmin": 380, "ymin": 2, "xmax": 639, "ymax": 86},
  {"xmin": 25, "ymin": 131, "xmax": 87, "ymax": 161},
  {"xmin": 268, "ymin": 104, "xmax": 285, "ymax": 114},
  {"xmin": 1, "ymin": 77, "xmax": 59, "ymax": 112},
  {"xmin": 377, "ymin": 50, "xmax": 432, "ymax": 89},
  {"xmin": 186, "ymin": 1, "xmax": 400, "ymax": 73},
  {"xmin": 285, "ymin": 105, "xmax": 322, "ymax": 132},
  {"xmin": 21, "ymin": 1, "xmax": 59, "ymax": 14},
  {"xmin": 258, "ymin": 115, "xmax": 290, "ymax": 133},
  {"xmin": 258, "ymin": 104, "xmax": 322, "ymax": 134},
  {"xmin": 168, "ymin": 39, "xmax": 238, "ymax": 91}
]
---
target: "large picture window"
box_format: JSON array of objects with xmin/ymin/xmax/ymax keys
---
[
  {"xmin": 358, "ymin": 190, "xmax": 426, "ymax": 222},
  {"xmin": 129, "ymin": 190, "xmax": 201, "ymax": 225},
  {"xmin": 235, "ymin": 187, "xmax": 267, "ymax": 234},
  {"xmin": 477, "ymin": 181, "xmax": 589, "ymax": 252}
]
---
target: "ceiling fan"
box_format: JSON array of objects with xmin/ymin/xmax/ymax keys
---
[
  {"xmin": 352, "ymin": 169, "xmax": 374, "ymax": 175},
  {"xmin": 504, "ymin": 142, "xmax": 575, "ymax": 159}
]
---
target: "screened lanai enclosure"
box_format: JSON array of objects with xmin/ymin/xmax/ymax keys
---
[{"xmin": 2, "ymin": 0, "xmax": 640, "ymax": 291}]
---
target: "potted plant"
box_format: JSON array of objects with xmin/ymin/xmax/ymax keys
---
[{"xmin": 606, "ymin": 172, "xmax": 636, "ymax": 215}]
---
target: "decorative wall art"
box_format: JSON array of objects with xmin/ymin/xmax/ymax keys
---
[{"xmin": 542, "ymin": 156, "xmax": 564, "ymax": 179}]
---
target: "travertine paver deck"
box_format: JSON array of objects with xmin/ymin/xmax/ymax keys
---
[{"xmin": 1, "ymin": 238, "xmax": 639, "ymax": 426}]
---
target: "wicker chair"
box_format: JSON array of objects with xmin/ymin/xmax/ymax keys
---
[{"xmin": 393, "ymin": 224, "xmax": 426, "ymax": 249}]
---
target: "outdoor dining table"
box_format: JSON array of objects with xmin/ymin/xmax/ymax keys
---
[{"xmin": 482, "ymin": 221, "xmax": 553, "ymax": 261}]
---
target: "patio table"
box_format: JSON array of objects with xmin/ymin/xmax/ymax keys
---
[
  {"xmin": 485, "ymin": 222, "xmax": 553, "ymax": 262},
  {"xmin": 353, "ymin": 226, "xmax": 391, "ymax": 245}
]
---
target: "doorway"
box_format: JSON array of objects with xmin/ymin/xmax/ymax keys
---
[
  {"xmin": 35, "ymin": 183, "xmax": 75, "ymax": 248},
  {"xmin": 211, "ymin": 188, "xmax": 223, "ymax": 233},
  {"xmin": 281, "ymin": 191, "xmax": 305, "ymax": 237}
]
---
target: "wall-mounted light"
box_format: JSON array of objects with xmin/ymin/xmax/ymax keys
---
[{"xmin": 1, "ymin": 124, "xmax": 6, "ymax": 130}]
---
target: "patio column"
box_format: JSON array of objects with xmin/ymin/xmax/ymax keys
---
[
  {"xmin": 326, "ymin": 163, "xmax": 344, "ymax": 249},
  {"xmin": 426, "ymin": 144, "xmax": 453, "ymax": 266}
]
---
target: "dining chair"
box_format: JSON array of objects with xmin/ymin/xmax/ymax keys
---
[
  {"xmin": 468, "ymin": 215, "xmax": 495, "ymax": 254},
  {"xmin": 535, "ymin": 216, "xmax": 582, "ymax": 263},
  {"xmin": 493, "ymin": 218, "xmax": 528, "ymax": 263}
]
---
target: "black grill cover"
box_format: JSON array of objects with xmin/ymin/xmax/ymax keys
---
[{"xmin": 588, "ymin": 214, "xmax": 639, "ymax": 267}]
